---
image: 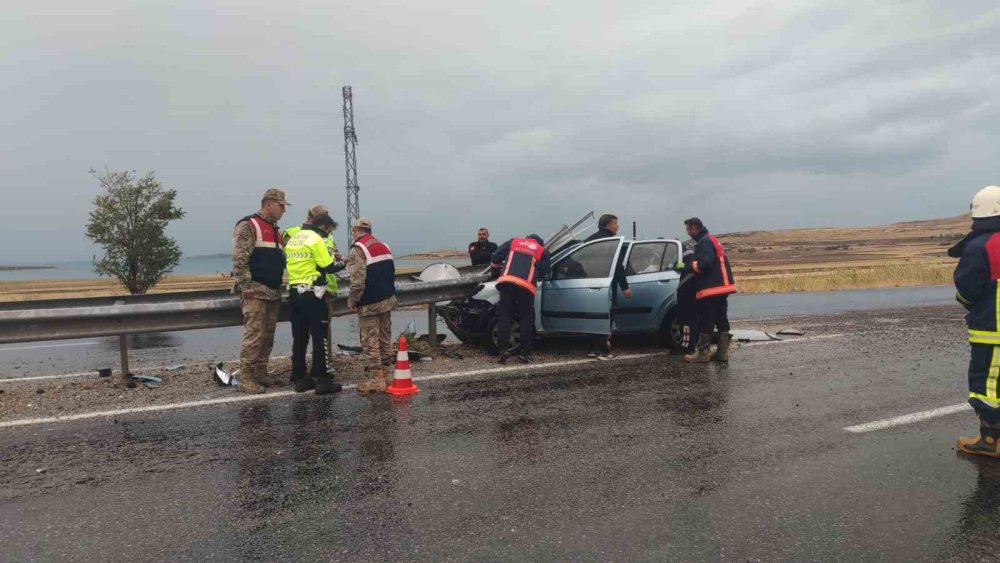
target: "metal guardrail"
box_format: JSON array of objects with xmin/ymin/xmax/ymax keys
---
[{"xmin": 0, "ymin": 275, "xmax": 487, "ymax": 376}]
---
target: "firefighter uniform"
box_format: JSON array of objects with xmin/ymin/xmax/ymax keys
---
[
  {"xmin": 491, "ymin": 235, "xmax": 551, "ymax": 363},
  {"xmin": 681, "ymin": 223, "xmax": 737, "ymax": 363},
  {"xmin": 954, "ymin": 185, "xmax": 1000, "ymax": 457}
]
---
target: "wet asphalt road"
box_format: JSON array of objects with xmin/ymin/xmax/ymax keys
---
[{"xmin": 1, "ymin": 303, "xmax": 993, "ymax": 561}]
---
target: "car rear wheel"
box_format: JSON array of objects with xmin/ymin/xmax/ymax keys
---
[{"xmin": 658, "ymin": 309, "xmax": 682, "ymax": 349}]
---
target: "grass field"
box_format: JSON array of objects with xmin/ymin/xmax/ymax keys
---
[{"xmin": 0, "ymin": 214, "xmax": 968, "ymax": 302}]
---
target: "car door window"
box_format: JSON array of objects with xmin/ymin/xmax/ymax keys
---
[
  {"xmin": 552, "ymin": 239, "xmax": 618, "ymax": 280},
  {"xmin": 660, "ymin": 242, "xmax": 679, "ymax": 271},
  {"xmin": 626, "ymin": 243, "xmax": 667, "ymax": 275}
]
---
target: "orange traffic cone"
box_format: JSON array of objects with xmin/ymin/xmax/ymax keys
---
[{"xmin": 386, "ymin": 335, "xmax": 420, "ymax": 396}]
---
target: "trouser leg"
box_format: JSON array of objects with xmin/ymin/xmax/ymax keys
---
[
  {"xmin": 358, "ymin": 314, "xmax": 381, "ymax": 373},
  {"xmin": 496, "ymin": 284, "xmax": 515, "ymax": 351},
  {"xmin": 305, "ymin": 294, "xmax": 329, "ymax": 377},
  {"xmin": 240, "ymin": 297, "xmax": 264, "ymax": 378},
  {"xmin": 255, "ymin": 299, "xmax": 280, "ymax": 376},
  {"xmin": 516, "ymin": 287, "xmax": 535, "ymax": 353},
  {"xmin": 290, "ymin": 292, "xmax": 310, "ymax": 376},
  {"xmin": 969, "ymin": 343, "xmax": 1000, "ymax": 426},
  {"xmin": 715, "ymin": 296, "xmax": 730, "ymax": 333},
  {"xmin": 697, "ymin": 298, "xmax": 717, "ymax": 335}
]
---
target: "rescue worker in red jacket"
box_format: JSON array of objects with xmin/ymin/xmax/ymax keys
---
[
  {"xmin": 952, "ymin": 186, "xmax": 1000, "ymax": 457},
  {"xmin": 677, "ymin": 217, "xmax": 737, "ymax": 363},
  {"xmin": 490, "ymin": 235, "xmax": 551, "ymax": 364}
]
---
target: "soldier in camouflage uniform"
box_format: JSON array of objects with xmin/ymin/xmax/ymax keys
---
[
  {"xmin": 347, "ymin": 218, "xmax": 398, "ymax": 394},
  {"xmin": 232, "ymin": 188, "xmax": 289, "ymax": 394}
]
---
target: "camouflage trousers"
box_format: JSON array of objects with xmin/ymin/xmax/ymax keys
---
[
  {"xmin": 358, "ymin": 311, "xmax": 393, "ymax": 374},
  {"xmin": 240, "ymin": 296, "xmax": 281, "ymax": 380}
]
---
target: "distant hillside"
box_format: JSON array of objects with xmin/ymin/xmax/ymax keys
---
[{"xmin": 719, "ymin": 214, "xmax": 968, "ymax": 272}]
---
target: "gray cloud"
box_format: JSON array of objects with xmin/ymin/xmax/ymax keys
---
[{"xmin": 2, "ymin": 0, "xmax": 999, "ymax": 263}]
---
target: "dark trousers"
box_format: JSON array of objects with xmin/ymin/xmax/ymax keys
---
[
  {"xmin": 497, "ymin": 283, "xmax": 535, "ymax": 353},
  {"xmin": 289, "ymin": 290, "xmax": 329, "ymax": 377},
  {"xmin": 969, "ymin": 343, "xmax": 1000, "ymax": 425},
  {"xmin": 697, "ymin": 295, "xmax": 730, "ymax": 335}
]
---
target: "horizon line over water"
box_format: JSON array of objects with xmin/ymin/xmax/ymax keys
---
[{"xmin": 0, "ymin": 256, "xmax": 470, "ymax": 281}]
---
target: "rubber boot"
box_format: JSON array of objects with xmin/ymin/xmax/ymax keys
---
[
  {"xmin": 957, "ymin": 423, "xmax": 1000, "ymax": 458},
  {"xmin": 683, "ymin": 334, "xmax": 713, "ymax": 363},
  {"xmin": 237, "ymin": 368, "xmax": 266, "ymax": 394},
  {"xmin": 357, "ymin": 368, "xmax": 388, "ymax": 394},
  {"xmin": 712, "ymin": 333, "xmax": 732, "ymax": 362},
  {"xmin": 314, "ymin": 374, "xmax": 343, "ymax": 396},
  {"xmin": 291, "ymin": 374, "xmax": 316, "ymax": 393}
]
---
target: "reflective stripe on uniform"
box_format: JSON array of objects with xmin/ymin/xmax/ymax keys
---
[
  {"xmin": 969, "ymin": 330, "xmax": 1000, "ymax": 344},
  {"xmin": 956, "ymin": 292, "xmax": 972, "ymax": 306},
  {"xmin": 971, "ymin": 393, "xmax": 1000, "ymax": 408},
  {"xmin": 989, "ymin": 346, "xmax": 1000, "ymax": 403}
]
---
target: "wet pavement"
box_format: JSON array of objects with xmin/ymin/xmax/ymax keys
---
[{"xmin": 1, "ymin": 303, "xmax": 993, "ymax": 560}]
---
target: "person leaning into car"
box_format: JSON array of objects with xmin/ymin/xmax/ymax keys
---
[{"xmin": 490, "ymin": 234, "xmax": 551, "ymax": 364}]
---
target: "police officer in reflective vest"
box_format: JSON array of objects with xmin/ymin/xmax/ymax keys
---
[
  {"xmin": 679, "ymin": 217, "xmax": 737, "ymax": 363},
  {"xmin": 490, "ymin": 235, "xmax": 551, "ymax": 364},
  {"xmin": 953, "ymin": 186, "xmax": 1000, "ymax": 457},
  {"xmin": 285, "ymin": 213, "xmax": 345, "ymax": 395},
  {"xmin": 231, "ymin": 188, "xmax": 288, "ymax": 394}
]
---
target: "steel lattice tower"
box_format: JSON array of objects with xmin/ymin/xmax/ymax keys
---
[{"xmin": 342, "ymin": 86, "xmax": 360, "ymax": 231}]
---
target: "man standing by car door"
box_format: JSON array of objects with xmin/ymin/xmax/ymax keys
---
[
  {"xmin": 491, "ymin": 234, "xmax": 551, "ymax": 364},
  {"xmin": 679, "ymin": 217, "xmax": 737, "ymax": 363},
  {"xmin": 584, "ymin": 214, "xmax": 633, "ymax": 359}
]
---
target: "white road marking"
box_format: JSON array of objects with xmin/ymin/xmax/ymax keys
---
[
  {"xmin": 843, "ymin": 403, "xmax": 972, "ymax": 433},
  {"xmin": 0, "ymin": 341, "xmax": 100, "ymax": 352},
  {"xmin": 0, "ymin": 335, "xmax": 844, "ymax": 429}
]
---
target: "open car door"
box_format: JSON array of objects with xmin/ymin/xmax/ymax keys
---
[
  {"xmin": 614, "ymin": 239, "xmax": 683, "ymax": 333},
  {"xmin": 539, "ymin": 237, "xmax": 625, "ymax": 335}
]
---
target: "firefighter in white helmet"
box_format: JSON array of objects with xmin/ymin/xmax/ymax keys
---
[{"xmin": 952, "ymin": 186, "xmax": 1000, "ymax": 457}]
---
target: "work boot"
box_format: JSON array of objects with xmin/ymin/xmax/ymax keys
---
[
  {"xmin": 957, "ymin": 424, "xmax": 1000, "ymax": 458},
  {"xmin": 712, "ymin": 333, "xmax": 733, "ymax": 362},
  {"xmin": 357, "ymin": 368, "xmax": 388, "ymax": 394},
  {"xmin": 291, "ymin": 374, "xmax": 315, "ymax": 393},
  {"xmin": 237, "ymin": 371, "xmax": 266, "ymax": 395},
  {"xmin": 499, "ymin": 347, "xmax": 518, "ymax": 365},
  {"xmin": 518, "ymin": 352, "xmax": 534, "ymax": 364},
  {"xmin": 314, "ymin": 375, "xmax": 343, "ymax": 396},
  {"xmin": 683, "ymin": 334, "xmax": 713, "ymax": 363}
]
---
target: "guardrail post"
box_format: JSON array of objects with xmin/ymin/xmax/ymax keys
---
[
  {"xmin": 119, "ymin": 334, "xmax": 130, "ymax": 377},
  {"xmin": 428, "ymin": 303, "xmax": 438, "ymax": 350},
  {"xmin": 114, "ymin": 299, "xmax": 130, "ymax": 379}
]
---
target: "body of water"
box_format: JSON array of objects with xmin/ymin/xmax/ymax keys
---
[{"xmin": 0, "ymin": 257, "xmax": 470, "ymax": 281}]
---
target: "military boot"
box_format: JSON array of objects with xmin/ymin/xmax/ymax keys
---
[
  {"xmin": 258, "ymin": 372, "xmax": 285, "ymax": 388},
  {"xmin": 383, "ymin": 364, "xmax": 396, "ymax": 386},
  {"xmin": 683, "ymin": 334, "xmax": 713, "ymax": 363},
  {"xmin": 291, "ymin": 374, "xmax": 316, "ymax": 393},
  {"xmin": 357, "ymin": 368, "xmax": 388, "ymax": 394},
  {"xmin": 237, "ymin": 369, "xmax": 266, "ymax": 394},
  {"xmin": 314, "ymin": 374, "xmax": 343, "ymax": 396},
  {"xmin": 957, "ymin": 424, "xmax": 1000, "ymax": 458},
  {"xmin": 712, "ymin": 333, "xmax": 733, "ymax": 362}
]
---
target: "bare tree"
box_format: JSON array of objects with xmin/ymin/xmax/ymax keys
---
[{"xmin": 85, "ymin": 169, "xmax": 185, "ymax": 294}]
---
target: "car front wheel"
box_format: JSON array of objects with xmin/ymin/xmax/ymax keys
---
[{"xmin": 484, "ymin": 315, "xmax": 521, "ymax": 354}]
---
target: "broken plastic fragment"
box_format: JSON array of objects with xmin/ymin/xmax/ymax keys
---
[{"xmin": 776, "ymin": 328, "xmax": 805, "ymax": 336}]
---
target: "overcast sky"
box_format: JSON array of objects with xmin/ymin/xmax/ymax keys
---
[{"xmin": 2, "ymin": 0, "xmax": 997, "ymax": 262}]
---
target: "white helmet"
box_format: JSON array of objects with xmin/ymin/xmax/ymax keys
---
[{"xmin": 972, "ymin": 186, "xmax": 1000, "ymax": 219}]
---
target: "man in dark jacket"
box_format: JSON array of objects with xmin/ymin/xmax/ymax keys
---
[
  {"xmin": 491, "ymin": 235, "xmax": 551, "ymax": 364},
  {"xmin": 953, "ymin": 186, "xmax": 1000, "ymax": 457},
  {"xmin": 678, "ymin": 217, "xmax": 737, "ymax": 363},
  {"xmin": 583, "ymin": 214, "xmax": 633, "ymax": 359},
  {"xmin": 469, "ymin": 228, "xmax": 498, "ymax": 266}
]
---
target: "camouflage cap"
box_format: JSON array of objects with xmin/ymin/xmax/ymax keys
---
[
  {"xmin": 353, "ymin": 217, "xmax": 373, "ymax": 229},
  {"xmin": 262, "ymin": 188, "xmax": 290, "ymax": 206},
  {"xmin": 308, "ymin": 204, "xmax": 328, "ymax": 217}
]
